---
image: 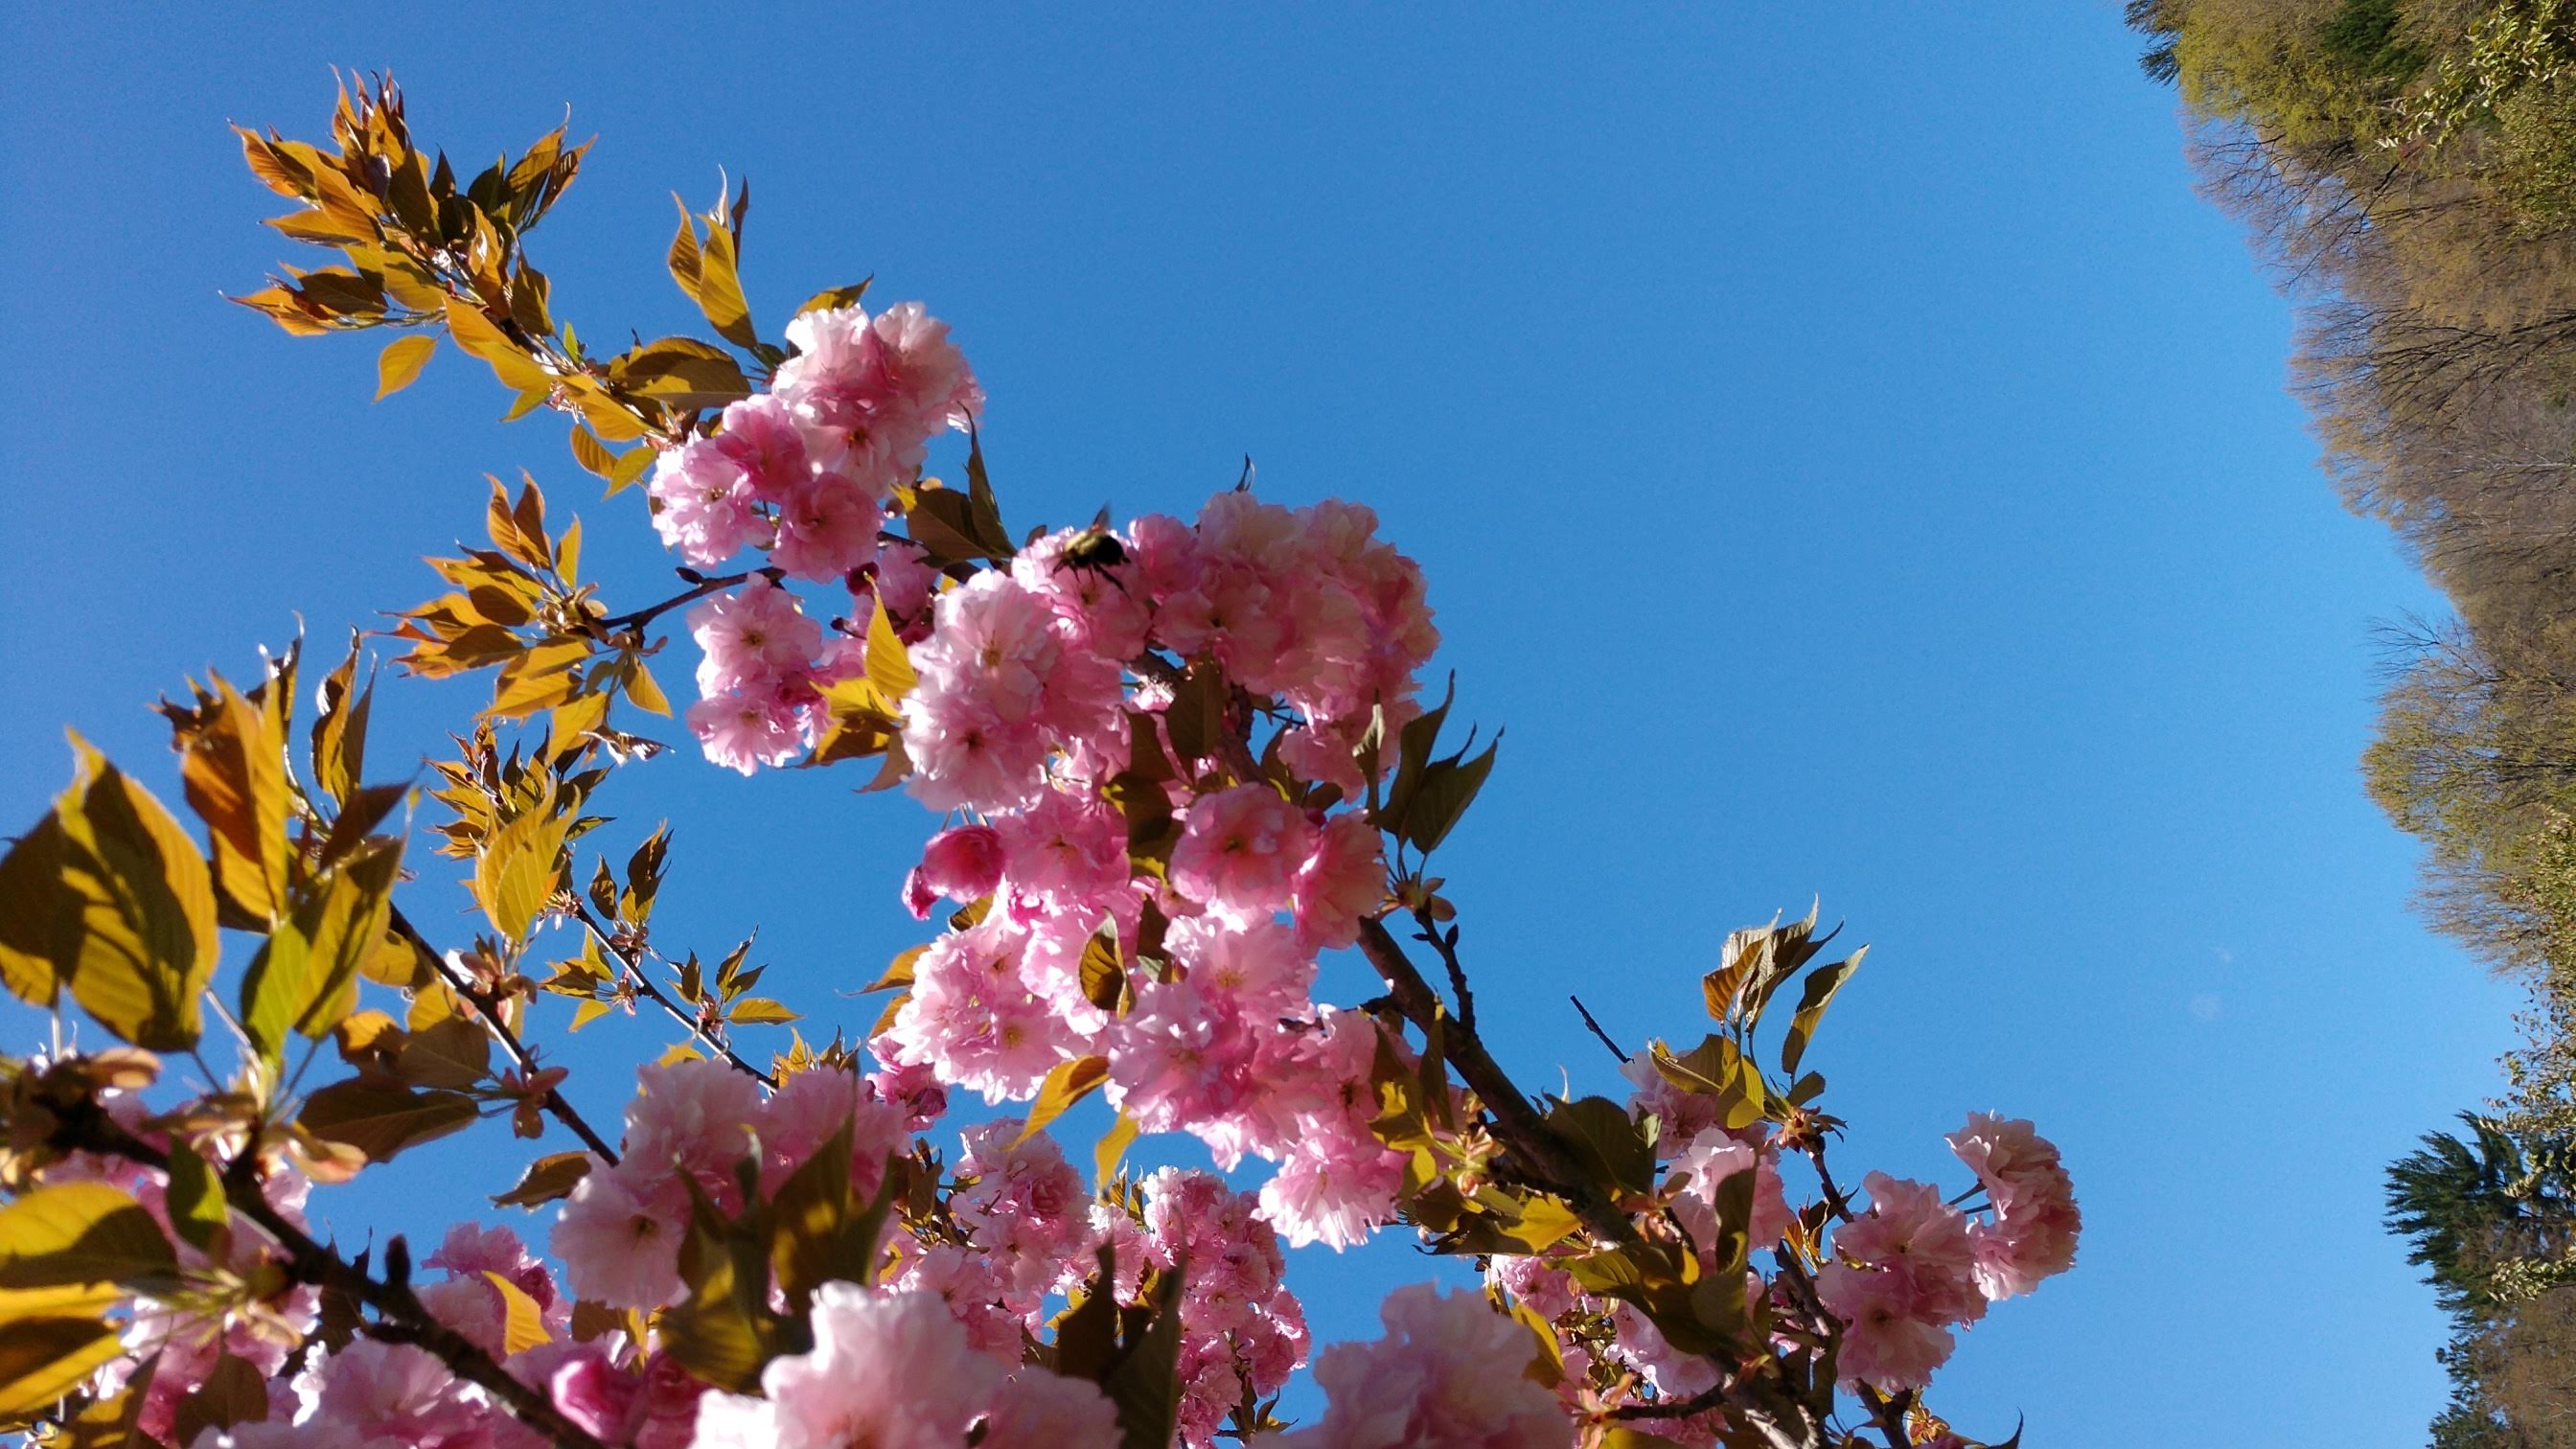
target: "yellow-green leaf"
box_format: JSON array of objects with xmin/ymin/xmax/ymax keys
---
[
  {"xmin": 568, "ymin": 426, "xmax": 619, "ymax": 482},
  {"xmin": 483, "ymin": 1271, "xmax": 551, "ymax": 1357},
  {"xmin": 1017, "ymin": 1056, "xmax": 1108, "ymax": 1147},
  {"xmin": 241, "ymin": 838, "xmax": 402, "ymax": 1063},
  {"xmin": 444, "ymin": 298, "xmax": 551, "ymax": 394},
  {"xmin": 375, "ymin": 334, "xmax": 437, "ymax": 400},
  {"xmin": 175, "ymin": 678, "xmax": 289, "ymax": 926},
  {"xmin": 692, "ymin": 220, "xmax": 758, "ymax": 349},
  {"xmin": 50, "ymin": 739, "xmax": 219, "ymax": 1051},
  {"xmin": 472, "ymin": 784, "xmax": 568, "ymax": 943},
  {"xmin": 1780, "ymin": 948, "xmax": 1866, "ymax": 1078},
  {"xmin": 1094, "ymin": 1110, "xmax": 1140, "ymax": 1186},
  {"xmin": 163, "ymin": 1143, "xmax": 230, "ymax": 1255},
  {"xmin": 0, "ymin": 1183, "xmax": 177, "ymax": 1295},
  {"xmin": 0, "ymin": 814, "xmax": 71, "ymax": 1008},
  {"xmin": 864, "ymin": 598, "xmax": 916, "ymax": 704},
  {"xmin": 309, "ymin": 632, "xmax": 373, "ymax": 807},
  {"xmin": 0, "ymin": 1317, "xmax": 127, "ymax": 1418},
  {"xmin": 493, "ymin": 1151, "xmax": 593, "ymax": 1209},
  {"xmin": 623, "ymin": 660, "xmax": 672, "ymax": 718}
]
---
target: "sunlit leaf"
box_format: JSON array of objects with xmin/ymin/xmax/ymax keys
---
[
  {"xmin": 1014, "ymin": 1056, "xmax": 1108, "ymax": 1147},
  {"xmin": 375, "ymin": 334, "xmax": 436, "ymax": 400},
  {"xmin": 298, "ymin": 1081, "xmax": 478, "ymax": 1163},
  {"xmin": 0, "ymin": 1184, "xmax": 177, "ymax": 1295},
  {"xmin": 493, "ymin": 1151, "xmax": 593, "ymax": 1209},
  {"xmin": 483, "ymin": 1271, "xmax": 551, "ymax": 1357}
]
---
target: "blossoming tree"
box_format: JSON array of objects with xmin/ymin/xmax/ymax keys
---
[{"xmin": 0, "ymin": 80, "xmax": 2079, "ymax": 1449}]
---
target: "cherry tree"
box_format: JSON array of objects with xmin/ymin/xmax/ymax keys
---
[{"xmin": 0, "ymin": 79, "xmax": 2076, "ymax": 1449}]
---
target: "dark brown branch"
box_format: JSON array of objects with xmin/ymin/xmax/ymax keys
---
[
  {"xmin": 1569, "ymin": 994, "xmax": 1630, "ymax": 1064},
  {"xmin": 569, "ymin": 903, "xmax": 778, "ymax": 1089},
  {"xmin": 82, "ymin": 1123, "xmax": 609, "ymax": 1449},
  {"xmin": 1355, "ymin": 918, "xmax": 1639, "ymax": 1249},
  {"xmin": 1857, "ymin": 1385, "xmax": 1917, "ymax": 1449},
  {"xmin": 597, "ymin": 566, "xmax": 780, "ymax": 633},
  {"xmin": 1413, "ymin": 911, "xmax": 1476, "ymax": 1033},
  {"xmin": 389, "ymin": 907, "xmax": 619, "ymax": 1167}
]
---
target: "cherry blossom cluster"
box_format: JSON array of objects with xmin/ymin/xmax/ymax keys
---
[
  {"xmin": 540, "ymin": 1057, "xmax": 1308, "ymax": 1449},
  {"xmin": 1486, "ymin": 1066, "xmax": 2082, "ymax": 1424},
  {"xmin": 653, "ymin": 299, "xmax": 971, "ymax": 773}
]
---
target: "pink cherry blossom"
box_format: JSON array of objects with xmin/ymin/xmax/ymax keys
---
[
  {"xmin": 907, "ymin": 823, "xmax": 1005, "ymax": 918},
  {"xmin": 883, "ymin": 915, "xmax": 1075, "ymax": 1101},
  {"xmin": 689, "ymin": 580, "xmax": 824, "ymax": 698},
  {"xmin": 1281, "ymin": 1283, "xmax": 1563, "ymax": 1449},
  {"xmin": 1291, "ymin": 812, "xmax": 1385, "ymax": 950},
  {"xmin": 996, "ymin": 786, "xmax": 1130, "ymax": 913},
  {"xmin": 1170, "ymin": 783, "xmax": 1318, "ymax": 921},
  {"xmin": 979, "ymin": 1369, "xmax": 1121, "ymax": 1448},
  {"xmin": 1668, "ymin": 1126, "xmax": 1794, "ymax": 1255},
  {"xmin": 1947, "ymin": 1113, "xmax": 2082, "ymax": 1300},
  {"xmin": 1815, "ymin": 1262, "xmax": 1958, "ymax": 1392},
  {"xmin": 693, "ymin": 1285, "xmax": 1002, "ymax": 1449}
]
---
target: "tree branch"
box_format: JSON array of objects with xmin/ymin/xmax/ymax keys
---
[
  {"xmin": 1355, "ymin": 918, "xmax": 1639, "ymax": 1249},
  {"xmin": 388, "ymin": 907, "xmax": 620, "ymax": 1166},
  {"xmin": 80, "ymin": 1121, "xmax": 610, "ymax": 1449},
  {"xmin": 1569, "ymin": 994, "xmax": 1630, "ymax": 1065},
  {"xmin": 569, "ymin": 903, "xmax": 778, "ymax": 1089},
  {"xmin": 596, "ymin": 566, "xmax": 780, "ymax": 633}
]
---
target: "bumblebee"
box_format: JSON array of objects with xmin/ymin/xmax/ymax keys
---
[{"xmin": 1054, "ymin": 506, "xmax": 1128, "ymax": 579}]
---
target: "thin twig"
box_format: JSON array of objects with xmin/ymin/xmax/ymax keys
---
[
  {"xmin": 1569, "ymin": 994, "xmax": 1630, "ymax": 1064},
  {"xmin": 569, "ymin": 903, "xmax": 778, "ymax": 1089},
  {"xmin": 388, "ymin": 908, "xmax": 620, "ymax": 1166},
  {"xmin": 597, "ymin": 566, "xmax": 780, "ymax": 633},
  {"xmin": 1414, "ymin": 911, "xmax": 1475, "ymax": 1033}
]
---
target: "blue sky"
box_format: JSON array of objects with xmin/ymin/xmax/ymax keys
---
[{"xmin": 0, "ymin": 5, "xmax": 2518, "ymax": 1442}]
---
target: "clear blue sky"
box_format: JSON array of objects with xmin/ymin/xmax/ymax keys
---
[{"xmin": 0, "ymin": 5, "xmax": 2518, "ymax": 1443}]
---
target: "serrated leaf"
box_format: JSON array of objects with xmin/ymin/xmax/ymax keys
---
[
  {"xmin": 1398, "ymin": 734, "xmax": 1501, "ymax": 856},
  {"xmin": 398, "ymin": 1016, "xmax": 494, "ymax": 1091},
  {"xmin": 375, "ymin": 334, "xmax": 436, "ymax": 400},
  {"xmin": 568, "ymin": 426, "xmax": 620, "ymax": 481},
  {"xmin": 692, "ymin": 218, "xmax": 758, "ymax": 349},
  {"xmin": 174, "ymin": 678, "xmax": 289, "ymax": 927},
  {"xmin": 472, "ymin": 787, "xmax": 568, "ymax": 943},
  {"xmin": 1544, "ymin": 1095, "xmax": 1656, "ymax": 1197},
  {"xmin": 309, "ymin": 632, "xmax": 373, "ymax": 806},
  {"xmin": 443, "ymin": 297, "xmax": 550, "ymax": 394},
  {"xmin": 793, "ymin": 280, "xmax": 870, "ymax": 315},
  {"xmin": 727, "ymin": 998, "xmax": 799, "ymax": 1026},
  {"xmin": 623, "ymin": 659, "xmax": 673, "ymax": 718}
]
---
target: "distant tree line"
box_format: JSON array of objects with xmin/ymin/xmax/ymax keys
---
[{"xmin": 2131, "ymin": 2, "xmax": 2576, "ymax": 1442}]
